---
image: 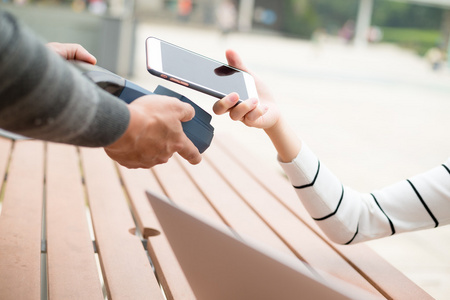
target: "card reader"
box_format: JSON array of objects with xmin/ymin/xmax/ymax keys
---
[{"xmin": 72, "ymin": 61, "xmax": 214, "ymax": 153}]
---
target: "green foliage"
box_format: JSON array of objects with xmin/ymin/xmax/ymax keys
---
[
  {"xmin": 381, "ymin": 27, "xmax": 442, "ymax": 56},
  {"xmin": 282, "ymin": 0, "xmax": 443, "ymax": 37},
  {"xmin": 281, "ymin": 0, "xmax": 445, "ymax": 55},
  {"xmin": 372, "ymin": 0, "xmax": 443, "ymax": 29},
  {"xmin": 282, "ymin": 0, "xmax": 359, "ymax": 37},
  {"xmin": 310, "ymin": 0, "xmax": 359, "ymax": 34},
  {"xmin": 282, "ymin": 0, "xmax": 320, "ymax": 38}
]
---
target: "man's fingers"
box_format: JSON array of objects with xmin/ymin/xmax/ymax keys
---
[
  {"xmin": 72, "ymin": 45, "xmax": 97, "ymax": 64},
  {"xmin": 173, "ymin": 100, "xmax": 196, "ymax": 123},
  {"xmin": 177, "ymin": 135, "xmax": 202, "ymax": 165},
  {"xmin": 63, "ymin": 43, "xmax": 97, "ymax": 64},
  {"xmin": 47, "ymin": 42, "xmax": 97, "ymax": 64}
]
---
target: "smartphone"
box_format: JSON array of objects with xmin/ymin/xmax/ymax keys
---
[{"xmin": 145, "ymin": 37, "xmax": 258, "ymax": 102}]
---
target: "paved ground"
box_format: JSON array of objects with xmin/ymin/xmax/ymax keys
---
[{"xmin": 130, "ymin": 22, "xmax": 450, "ymax": 299}]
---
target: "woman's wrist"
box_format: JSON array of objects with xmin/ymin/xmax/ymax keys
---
[{"xmin": 264, "ymin": 117, "xmax": 302, "ymax": 163}]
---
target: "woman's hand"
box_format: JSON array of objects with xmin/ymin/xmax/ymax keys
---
[
  {"xmin": 213, "ymin": 49, "xmax": 280, "ymax": 130},
  {"xmin": 213, "ymin": 49, "xmax": 301, "ymax": 163}
]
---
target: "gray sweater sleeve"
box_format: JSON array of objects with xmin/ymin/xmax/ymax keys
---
[{"xmin": 0, "ymin": 11, "xmax": 130, "ymax": 147}]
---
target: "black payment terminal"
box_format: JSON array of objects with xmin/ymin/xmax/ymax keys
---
[{"xmin": 71, "ymin": 61, "xmax": 214, "ymax": 153}]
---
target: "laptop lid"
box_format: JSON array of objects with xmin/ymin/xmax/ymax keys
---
[{"xmin": 146, "ymin": 190, "xmax": 382, "ymax": 300}]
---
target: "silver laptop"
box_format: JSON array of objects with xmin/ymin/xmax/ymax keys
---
[{"xmin": 146, "ymin": 190, "xmax": 382, "ymax": 300}]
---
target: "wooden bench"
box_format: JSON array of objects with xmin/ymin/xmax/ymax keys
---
[{"xmin": 0, "ymin": 134, "xmax": 433, "ymax": 299}]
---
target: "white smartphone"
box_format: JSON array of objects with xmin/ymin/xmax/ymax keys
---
[{"xmin": 145, "ymin": 37, "xmax": 258, "ymax": 102}]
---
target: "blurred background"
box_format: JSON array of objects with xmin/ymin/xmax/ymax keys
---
[
  {"xmin": 1, "ymin": 0, "xmax": 449, "ymax": 76},
  {"xmin": 1, "ymin": 0, "xmax": 450, "ymax": 299}
]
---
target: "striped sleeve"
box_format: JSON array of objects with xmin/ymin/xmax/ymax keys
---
[{"xmin": 279, "ymin": 142, "xmax": 450, "ymax": 244}]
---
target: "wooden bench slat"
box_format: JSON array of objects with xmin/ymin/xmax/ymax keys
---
[
  {"xmin": 153, "ymin": 157, "xmax": 224, "ymax": 226},
  {"xmin": 204, "ymin": 140, "xmax": 382, "ymax": 296},
  {"xmin": 151, "ymin": 156, "xmax": 237, "ymax": 298},
  {"xmin": 118, "ymin": 165, "xmax": 196, "ymax": 300},
  {"xmin": 333, "ymin": 243, "xmax": 434, "ymax": 300},
  {"xmin": 117, "ymin": 167, "xmax": 162, "ymax": 237},
  {"xmin": 0, "ymin": 141, "xmax": 44, "ymax": 299},
  {"xmin": 0, "ymin": 134, "xmax": 434, "ymax": 299},
  {"xmin": 216, "ymin": 134, "xmax": 433, "ymax": 299},
  {"xmin": 152, "ymin": 154, "xmax": 310, "ymax": 293},
  {"xmin": 175, "ymin": 152, "xmax": 301, "ymax": 260},
  {"xmin": 80, "ymin": 148, "xmax": 163, "ymax": 300},
  {"xmin": 46, "ymin": 143, "xmax": 103, "ymax": 299}
]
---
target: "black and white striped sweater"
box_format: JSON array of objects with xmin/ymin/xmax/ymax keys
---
[{"xmin": 279, "ymin": 143, "xmax": 450, "ymax": 244}]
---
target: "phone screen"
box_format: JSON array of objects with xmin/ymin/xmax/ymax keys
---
[{"xmin": 147, "ymin": 38, "xmax": 257, "ymax": 100}]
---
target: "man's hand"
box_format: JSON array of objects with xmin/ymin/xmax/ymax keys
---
[
  {"xmin": 47, "ymin": 42, "xmax": 97, "ymax": 64},
  {"xmin": 104, "ymin": 95, "xmax": 202, "ymax": 169}
]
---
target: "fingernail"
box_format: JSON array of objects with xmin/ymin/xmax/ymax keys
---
[{"xmin": 228, "ymin": 94, "xmax": 238, "ymax": 103}]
